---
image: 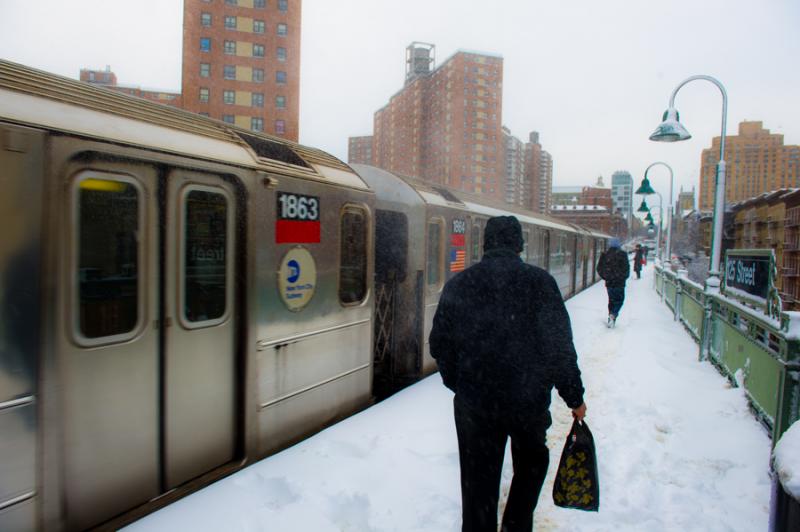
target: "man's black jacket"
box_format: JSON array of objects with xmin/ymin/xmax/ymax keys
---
[
  {"xmin": 597, "ymin": 247, "xmax": 630, "ymax": 287},
  {"xmin": 429, "ymin": 248, "xmax": 584, "ymax": 424}
]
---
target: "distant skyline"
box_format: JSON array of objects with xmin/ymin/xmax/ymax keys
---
[{"xmin": 2, "ymin": 0, "xmax": 799, "ymax": 215}]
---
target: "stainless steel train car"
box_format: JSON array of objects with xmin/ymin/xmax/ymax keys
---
[
  {"xmin": 354, "ymin": 165, "xmax": 608, "ymax": 396},
  {"xmin": 0, "ymin": 60, "xmax": 607, "ymax": 531}
]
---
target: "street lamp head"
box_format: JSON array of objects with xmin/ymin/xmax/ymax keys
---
[
  {"xmin": 635, "ymin": 177, "xmax": 656, "ymax": 195},
  {"xmin": 648, "ymin": 221, "xmax": 656, "ymax": 230},
  {"xmin": 649, "ymin": 107, "xmax": 692, "ymax": 142},
  {"xmin": 644, "ymin": 212, "xmax": 654, "ymax": 223},
  {"xmin": 636, "ymin": 198, "xmax": 650, "ymax": 213}
]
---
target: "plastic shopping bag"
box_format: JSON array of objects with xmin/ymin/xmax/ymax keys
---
[{"xmin": 552, "ymin": 419, "xmax": 599, "ymax": 511}]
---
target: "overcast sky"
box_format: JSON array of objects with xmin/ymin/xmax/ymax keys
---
[{"xmin": 2, "ymin": 0, "xmax": 799, "ymax": 208}]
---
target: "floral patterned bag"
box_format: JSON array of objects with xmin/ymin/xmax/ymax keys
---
[{"xmin": 552, "ymin": 419, "xmax": 599, "ymax": 511}]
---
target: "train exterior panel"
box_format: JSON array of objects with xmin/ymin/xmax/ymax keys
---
[{"xmin": 0, "ymin": 60, "xmax": 609, "ymax": 531}]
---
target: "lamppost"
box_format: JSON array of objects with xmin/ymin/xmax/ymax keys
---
[
  {"xmin": 636, "ymin": 194, "xmax": 663, "ymax": 263},
  {"xmin": 636, "ymin": 163, "xmax": 674, "ymax": 265},
  {"xmin": 649, "ymin": 75, "xmax": 727, "ymax": 288}
]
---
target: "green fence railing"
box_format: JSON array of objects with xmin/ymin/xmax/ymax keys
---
[{"xmin": 653, "ymin": 263, "xmax": 800, "ymax": 445}]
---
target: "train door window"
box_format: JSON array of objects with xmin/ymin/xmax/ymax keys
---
[
  {"xmin": 427, "ymin": 220, "xmax": 444, "ymax": 287},
  {"xmin": 340, "ymin": 206, "xmax": 368, "ymax": 304},
  {"xmin": 470, "ymin": 224, "xmax": 481, "ymax": 262},
  {"xmin": 522, "ymin": 229, "xmax": 530, "ymax": 262},
  {"xmin": 75, "ymin": 175, "xmax": 141, "ymax": 341},
  {"xmin": 182, "ymin": 188, "xmax": 230, "ymax": 326},
  {"xmin": 375, "ymin": 210, "xmax": 408, "ymax": 284}
]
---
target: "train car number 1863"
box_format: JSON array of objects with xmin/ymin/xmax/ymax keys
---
[
  {"xmin": 278, "ymin": 192, "xmax": 320, "ymax": 221},
  {"xmin": 275, "ymin": 192, "xmax": 321, "ymax": 244}
]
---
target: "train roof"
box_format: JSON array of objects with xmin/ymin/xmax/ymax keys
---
[
  {"xmin": 0, "ymin": 59, "xmax": 368, "ymax": 191},
  {"xmin": 363, "ymin": 166, "xmax": 590, "ymax": 233}
]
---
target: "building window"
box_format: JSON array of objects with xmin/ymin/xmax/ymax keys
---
[
  {"xmin": 275, "ymin": 70, "xmax": 286, "ymax": 84},
  {"xmin": 277, "ymin": 47, "xmax": 286, "ymax": 61},
  {"xmin": 223, "ymin": 114, "xmax": 234, "ymax": 124},
  {"xmin": 200, "ymin": 63, "xmax": 210, "ymax": 77},
  {"xmin": 224, "ymin": 40, "xmax": 236, "ymax": 54},
  {"xmin": 201, "ymin": 13, "xmax": 212, "ymax": 27},
  {"xmin": 253, "ymin": 20, "xmax": 265, "ymax": 33},
  {"xmin": 253, "ymin": 44, "xmax": 265, "ymax": 57},
  {"xmin": 225, "ymin": 0, "xmax": 238, "ymax": 4},
  {"xmin": 278, "ymin": 0, "xmax": 287, "ymax": 11},
  {"xmin": 252, "ymin": 68, "xmax": 264, "ymax": 82},
  {"xmin": 254, "ymin": 0, "xmax": 266, "ymax": 7},
  {"xmin": 223, "ymin": 64, "xmax": 235, "ymax": 80},
  {"xmin": 224, "ymin": 16, "xmax": 237, "ymax": 29},
  {"xmin": 200, "ymin": 38, "xmax": 211, "ymax": 52},
  {"xmin": 339, "ymin": 206, "xmax": 368, "ymax": 304},
  {"xmin": 275, "ymin": 119, "xmax": 285, "ymax": 134},
  {"xmin": 252, "ymin": 93, "xmax": 264, "ymax": 107},
  {"xmin": 275, "ymin": 95, "xmax": 286, "ymax": 108},
  {"xmin": 277, "ymin": 23, "xmax": 287, "ymax": 36},
  {"xmin": 251, "ymin": 117, "xmax": 263, "ymax": 132},
  {"xmin": 199, "ymin": 87, "xmax": 209, "ymax": 103},
  {"xmin": 223, "ymin": 90, "xmax": 235, "ymax": 104},
  {"xmin": 199, "ymin": 112, "xmax": 210, "ymax": 117}
]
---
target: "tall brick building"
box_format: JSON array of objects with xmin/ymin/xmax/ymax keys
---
[
  {"xmin": 348, "ymin": 135, "xmax": 374, "ymax": 165},
  {"xmin": 181, "ymin": 0, "xmax": 301, "ymax": 140},
  {"xmin": 503, "ymin": 127, "xmax": 527, "ymax": 207},
  {"xmin": 525, "ymin": 131, "xmax": 552, "ymax": 214},
  {"xmin": 699, "ymin": 121, "xmax": 800, "ymax": 211},
  {"xmin": 372, "ymin": 44, "xmax": 505, "ymax": 202}
]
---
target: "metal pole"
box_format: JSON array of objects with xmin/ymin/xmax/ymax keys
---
[{"xmin": 667, "ymin": 75, "xmax": 727, "ymax": 285}]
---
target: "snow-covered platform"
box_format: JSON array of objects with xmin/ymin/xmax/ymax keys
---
[{"xmin": 125, "ymin": 265, "xmax": 772, "ymax": 531}]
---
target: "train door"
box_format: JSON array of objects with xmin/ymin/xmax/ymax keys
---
[
  {"xmin": 372, "ymin": 209, "xmax": 409, "ymax": 397},
  {"xmin": 60, "ymin": 168, "xmax": 160, "ymax": 530},
  {"xmin": 164, "ymin": 171, "xmax": 237, "ymax": 489},
  {"xmin": 58, "ymin": 161, "xmax": 239, "ymax": 529},
  {"xmin": 582, "ymin": 237, "xmax": 590, "ymax": 288}
]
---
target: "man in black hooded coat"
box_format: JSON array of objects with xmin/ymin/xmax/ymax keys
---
[{"xmin": 430, "ymin": 216, "xmax": 586, "ymax": 532}]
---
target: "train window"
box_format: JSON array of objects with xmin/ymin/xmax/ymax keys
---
[
  {"xmin": 76, "ymin": 177, "xmax": 140, "ymax": 340},
  {"xmin": 470, "ymin": 224, "xmax": 480, "ymax": 262},
  {"xmin": 522, "ymin": 229, "xmax": 530, "ymax": 262},
  {"xmin": 375, "ymin": 210, "xmax": 408, "ymax": 284},
  {"xmin": 427, "ymin": 220, "xmax": 443, "ymax": 286},
  {"xmin": 339, "ymin": 206, "xmax": 368, "ymax": 304},
  {"xmin": 183, "ymin": 189, "xmax": 229, "ymax": 324}
]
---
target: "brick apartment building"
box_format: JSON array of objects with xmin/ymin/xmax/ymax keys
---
[
  {"xmin": 700, "ymin": 121, "xmax": 800, "ymax": 211},
  {"xmin": 372, "ymin": 43, "xmax": 505, "ymax": 203},
  {"xmin": 348, "ymin": 135, "xmax": 374, "ymax": 165},
  {"xmin": 80, "ymin": 67, "xmax": 183, "ymax": 108},
  {"xmin": 181, "ymin": 0, "xmax": 301, "ymax": 140},
  {"xmin": 525, "ymin": 131, "xmax": 552, "ymax": 214}
]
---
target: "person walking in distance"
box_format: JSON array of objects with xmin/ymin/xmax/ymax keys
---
[
  {"xmin": 633, "ymin": 243, "xmax": 645, "ymax": 280},
  {"xmin": 429, "ymin": 216, "xmax": 587, "ymax": 532},
  {"xmin": 596, "ymin": 238, "xmax": 630, "ymax": 328}
]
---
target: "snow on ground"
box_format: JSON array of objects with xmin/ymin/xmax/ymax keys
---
[
  {"xmin": 125, "ymin": 264, "xmax": 772, "ymax": 532},
  {"xmin": 774, "ymin": 420, "xmax": 800, "ymax": 500}
]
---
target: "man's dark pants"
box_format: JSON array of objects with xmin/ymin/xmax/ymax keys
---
[
  {"xmin": 454, "ymin": 396, "xmax": 550, "ymax": 532},
  {"xmin": 606, "ymin": 285, "xmax": 625, "ymax": 317}
]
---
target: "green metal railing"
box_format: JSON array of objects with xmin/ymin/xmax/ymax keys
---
[{"xmin": 653, "ymin": 263, "xmax": 800, "ymax": 445}]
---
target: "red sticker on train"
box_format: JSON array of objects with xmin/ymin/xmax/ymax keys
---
[{"xmin": 276, "ymin": 219, "xmax": 321, "ymax": 243}]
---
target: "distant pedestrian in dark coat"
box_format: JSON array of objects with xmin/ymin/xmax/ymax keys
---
[
  {"xmin": 596, "ymin": 238, "xmax": 630, "ymax": 327},
  {"xmin": 633, "ymin": 244, "xmax": 645, "ymax": 280},
  {"xmin": 430, "ymin": 215, "xmax": 586, "ymax": 532}
]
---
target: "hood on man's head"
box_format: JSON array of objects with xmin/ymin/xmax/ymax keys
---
[
  {"xmin": 609, "ymin": 238, "xmax": 621, "ymax": 248},
  {"xmin": 484, "ymin": 216, "xmax": 524, "ymax": 253}
]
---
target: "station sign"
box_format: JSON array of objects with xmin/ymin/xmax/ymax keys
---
[{"xmin": 722, "ymin": 249, "xmax": 774, "ymax": 307}]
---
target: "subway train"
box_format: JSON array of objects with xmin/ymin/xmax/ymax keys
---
[{"xmin": 0, "ymin": 60, "xmax": 608, "ymax": 531}]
